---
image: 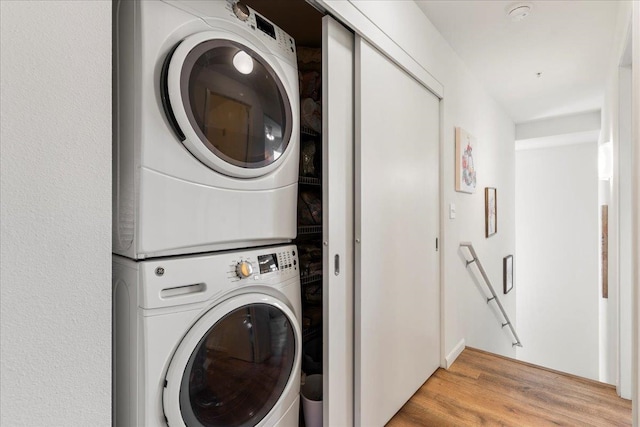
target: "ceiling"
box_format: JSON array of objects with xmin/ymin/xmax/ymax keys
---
[{"xmin": 415, "ymin": 1, "xmax": 621, "ymax": 124}]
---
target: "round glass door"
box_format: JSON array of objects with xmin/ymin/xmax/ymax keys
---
[
  {"xmin": 173, "ymin": 38, "xmax": 293, "ymax": 171},
  {"xmin": 178, "ymin": 303, "xmax": 296, "ymax": 427}
]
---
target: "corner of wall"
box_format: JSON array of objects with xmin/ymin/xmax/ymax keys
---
[{"xmin": 445, "ymin": 338, "xmax": 466, "ymax": 369}]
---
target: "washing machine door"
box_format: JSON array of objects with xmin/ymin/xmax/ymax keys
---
[
  {"xmin": 162, "ymin": 31, "xmax": 295, "ymax": 179},
  {"xmin": 163, "ymin": 294, "xmax": 301, "ymax": 427}
]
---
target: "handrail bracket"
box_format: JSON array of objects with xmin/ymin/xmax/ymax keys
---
[{"xmin": 460, "ymin": 242, "xmax": 523, "ymax": 348}]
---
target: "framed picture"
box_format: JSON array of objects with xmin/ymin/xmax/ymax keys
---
[
  {"xmin": 504, "ymin": 255, "xmax": 513, "ymax": 294},
  {"xmin": 455, "ymin": 127, "xmax": 477, "ymax": 193},
  {"xmin": 485, "ymin": 187, "xmax": 497, "ymax": 237}
]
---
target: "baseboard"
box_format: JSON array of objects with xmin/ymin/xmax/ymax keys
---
[{"xmin": 445, "ymin": 339, "xmax": 466, "ymax": 369}]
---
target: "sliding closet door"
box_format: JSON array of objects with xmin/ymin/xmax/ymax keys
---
[
  {"xmin": 322, "ymin": 16, "xmax": 354, "ymax": 427},
  {"xmin": 354, "ymin": 36, "xmax": 440, "ymax": 427}
]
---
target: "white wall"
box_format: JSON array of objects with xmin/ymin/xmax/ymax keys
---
[
  {"xmin": 322, "ymin": 1, "xmax": 517, "ymax": 361},
  {"xmin": 0, "ymin": 2, "xmax": 112, "ymax": 425},
  {"xmin": 516, "ymin": 110, "xmax": 601, "ymax": 141},
  {"xmin": 599, "ymin": 0, "xmax": 634, "ymax": 400},
  {"xmin": 631, "ymin": 2, "xmax": 640, "ymax": 424},
  {"xmin": 515, "ymin": 110, "xmax": 601, "ymax": 151},
  {"xmin": 515, "ymin": 142, "xmax": 599, "ymax": 380},
  {"xmin": 618, "ymin": 64, "xmax": 633, "ymax": 397}
]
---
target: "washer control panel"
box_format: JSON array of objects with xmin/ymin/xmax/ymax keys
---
[
  {"xmin": 235, "ymin": 260, "xmax": 253, "ymax": 278},
  {"xmin": 228, "ymin": 246, "xmax": 298, "ymax": 283}
]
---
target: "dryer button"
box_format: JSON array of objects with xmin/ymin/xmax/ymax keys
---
[{"xmin": 232, "ymin": 2, "xmax": 250, "ymax": 21}]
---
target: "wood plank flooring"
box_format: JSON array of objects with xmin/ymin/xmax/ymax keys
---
[{"xmin": 387, "ymin": 347, "xmax": 632, "ymax": 426}]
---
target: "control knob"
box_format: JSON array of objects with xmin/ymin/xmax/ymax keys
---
[
  {"xmin": 236, "ymin": 261, "xmax": 253, "ymax": 279},
  {"xmin": 232, "ymin": 2, "xmax": 250, "ymax": 21}
]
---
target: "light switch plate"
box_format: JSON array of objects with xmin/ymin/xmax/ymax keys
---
[{"xmin": 449, "ymin": 203, "xmax": 456, "ymax": 219}]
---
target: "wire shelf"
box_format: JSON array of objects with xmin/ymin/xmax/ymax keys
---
[
  {"xmin": 298, "ymin": 225, "xmax": 322, "ymax": 235},
  {"xmin": 301, "ymin": 125, "xmax": 320, "ymax": 137},
  {"xmin": 303, "ymin": 325, "xmax": 321, "ymax": 341},
  {"xmin": 301, "ymin": 274, "xmax": 322, "ymax": 285},
  {"xmin": 299, "ymin": 176, "xmax": 321, "ymax": 186}
]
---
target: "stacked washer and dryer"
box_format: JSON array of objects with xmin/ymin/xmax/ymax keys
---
[{"xmin": 112, "ymin": 1, "xmax": 302, "ymax": 426}]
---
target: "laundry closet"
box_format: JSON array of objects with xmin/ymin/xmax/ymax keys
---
[
  {"xmin": 240, "ymin": 2, "xmax": 441, "ymax": 426},
  {"xmin": 240, "ymin": 2, "xmax": 326, "ymax": 424},
  {"xmin": 112, "ymin": 0, "xmax": 441, "ymax": 426},
  {"xmin": 245, "ymin": 0, "xmax": 324, "ymax": 359},
  {"xmin": 185, "ymin": 0, "xmax": 443, "ymax": 425}
]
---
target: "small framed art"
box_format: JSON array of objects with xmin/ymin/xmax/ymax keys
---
[
  {"xmin": 504, "ymin": 255, "xmax": 513, "ymax": 294},
  {"xmin": 455, "ymin": 127, "xmax": 477, "ymax": 193},
  {"xmin": 485, "ymin": 187, "xmax": 497, "ymax": 237}
]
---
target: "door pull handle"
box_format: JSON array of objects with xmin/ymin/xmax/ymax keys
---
[{"xmin": 334, "ymin": 254, "xmax": 340, "ymax": 276}]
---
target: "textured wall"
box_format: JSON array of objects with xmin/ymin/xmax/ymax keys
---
[{"xmin": 0, "ymin": 1, "xmax": 112, "ymax": 425}]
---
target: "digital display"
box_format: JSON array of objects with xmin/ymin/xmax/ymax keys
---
[
  {"xmin": 258, "ymin": 254, "xmax": 279, "ymax": 274},
  {"xmin": 256, "ymin": 15, "xmax": 276, "ymax": 39}
]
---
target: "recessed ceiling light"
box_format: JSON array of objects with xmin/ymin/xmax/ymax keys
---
[{"xmin": 506, "ymin": 2, "xmax": 533, "ymax": 22}]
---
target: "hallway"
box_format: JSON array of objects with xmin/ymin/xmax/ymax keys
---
[{"xmin": 387, "ymin": 348, "xmax": 632, "ymax": 426}]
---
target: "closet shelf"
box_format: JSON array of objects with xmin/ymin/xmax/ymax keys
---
[
  {"xmin": 301, "ymin": 274, "xmax": 322, "ymax": 285},
  {"xmin": 299, "ymin": 176, "xmax": 321, "ymax": 186},
  {"xmin": 303, "ymin": 325, "xmax": 321, "ymax": 341},
  {"xmin": 301, "ymin": 125, "xmax": 320, "ymax": 137},
  {"xmin": 298, "ymin": 225, "xmax": 322, "ymax": 235}
]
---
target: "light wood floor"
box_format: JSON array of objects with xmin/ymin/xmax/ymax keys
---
[{"xmin": 387, "ymin": 347, "xmax": 632, "ymax": 426}]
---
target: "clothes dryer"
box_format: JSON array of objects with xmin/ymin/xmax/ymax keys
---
[
  {"xmin": 113, "ymin": 244, "xmax": 302, "ymax": 427},
  {"xmin": 114, "ymin": 0, "xmax": 300, "ymax": 259}
]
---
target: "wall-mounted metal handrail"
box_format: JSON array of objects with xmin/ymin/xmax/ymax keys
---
[{"xmin": 460, "ymin": 242, "xmax": 523, "ymax": 348}]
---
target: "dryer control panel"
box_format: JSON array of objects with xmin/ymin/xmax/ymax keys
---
[
  {"xmin": 163, "ymin": 1, "xmax": 298, "ymax": 66},
  {"xmin": 228, "ymin": 245, "xmax": 298, "ymax": 283},
  {"xmin": 224, "ymin": 1, "xmax": 297, "ymax": 64}
]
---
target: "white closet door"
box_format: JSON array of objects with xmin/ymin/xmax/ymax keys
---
[
  {"xmin": 322, "ymin": 16, "xmax": 354, "ymax": 427},
  {"xmin": 354, "ymin": 36, "xmax": 440, "ymax": 427}
]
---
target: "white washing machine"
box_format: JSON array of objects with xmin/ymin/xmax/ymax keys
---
[
  {"xmin": 113, "ymin": 244, "xmax": 302, "ymax": 427},
  {"xmin": 114, "ymin": 0, "xmax": 300, "ymax": 259}
]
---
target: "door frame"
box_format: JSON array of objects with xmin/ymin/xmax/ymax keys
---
[
  {"xmin": 315, "ymin": 2, "xmax": 446, "ymax": 426},
  {"xmin": 321, "ymin": 14, "xmax": 355, "ymax": 427}
]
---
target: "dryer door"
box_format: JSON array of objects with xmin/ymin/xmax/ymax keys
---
[
  {"xmin": 163, "ymin": 294, "xmax": 301, "ymax": 427},
  {"xmin": 162, "ymin": 31, "xmax": 295, "ymax": 179}
]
